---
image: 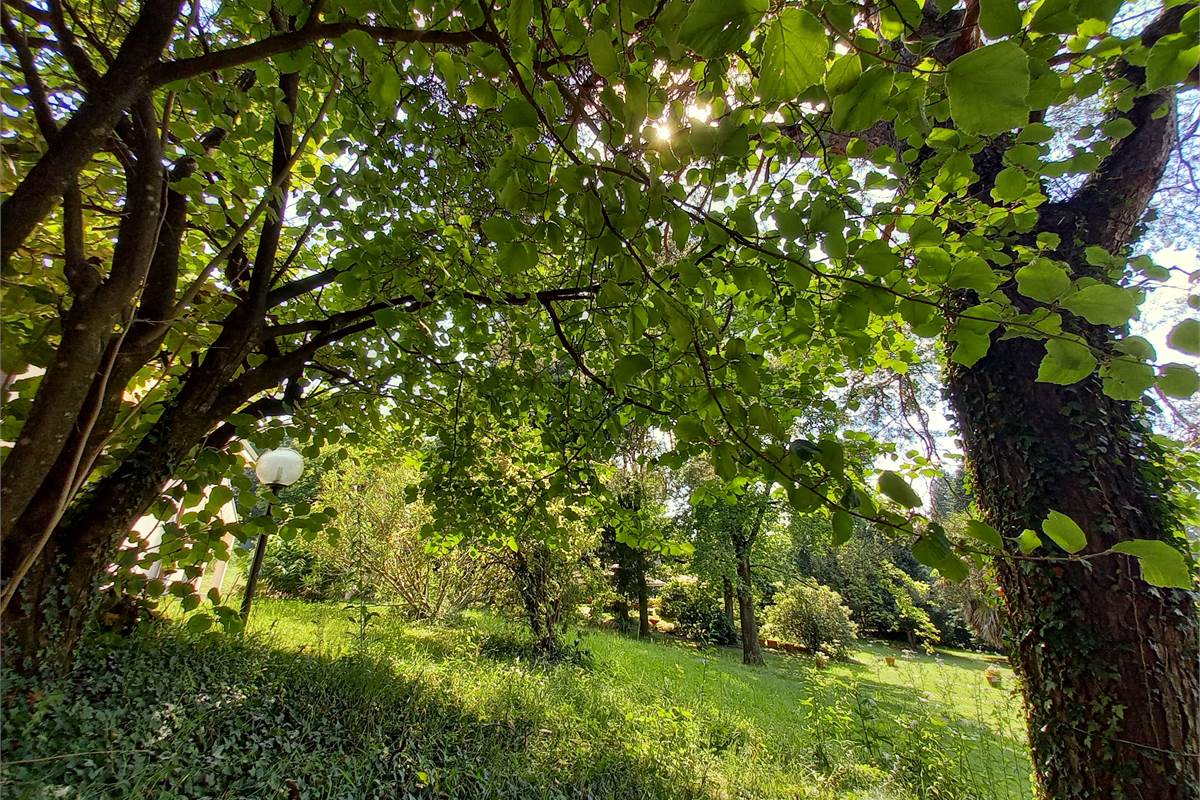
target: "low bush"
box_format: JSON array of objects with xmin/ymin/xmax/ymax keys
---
[
  {"xmin": 259, "ymin": 535, "xmax": 347, "ymax": 600},
  {"xmin": 658, "ymin": 579, "xmax": 737, "ymax": 645},
  {"xmin": 764, "ymin": 581, "xmax": 858, "ymax": 658}
]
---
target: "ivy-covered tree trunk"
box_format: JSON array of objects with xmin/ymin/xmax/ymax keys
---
[
  {"xmin": 945, "ymin": 31, "xmax": 1200, "ymax": 796},
  {"xmin": 1, "ymin": 366, "xmax": 253, "ymax": 666},
  {"xmin": 510, "ymin": 544, "xmax": 564, "ymax": 658},
  {"xmin": 948, "ymin": 341, "xmax": 1199, "ymax": 798}
]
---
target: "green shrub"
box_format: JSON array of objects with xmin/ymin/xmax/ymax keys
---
[
  {"xmin": 764, "ymin": 581, "xmax": 858, "ymax": 658},
  {"xmin": 658, "ymin": 579, "xmax": 736, "ymax": 645},
  {"xmin": 258, "ymin": 535, "xmax": 346, "ymax": 600}
]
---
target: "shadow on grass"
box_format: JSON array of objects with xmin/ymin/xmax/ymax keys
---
[{"xmin": 1, "ymin": 625, "xmax": 710, "ymax": 800}]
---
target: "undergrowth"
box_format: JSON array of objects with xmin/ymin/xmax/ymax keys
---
[{"xmin": 1, "ymin": 600, "xmax": 1032, "ymax": 799}]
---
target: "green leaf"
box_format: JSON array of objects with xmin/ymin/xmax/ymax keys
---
[
  {"xmin": 1100, "ymin": 118, "xmax": 1135, "ymax": 139},
  {"xmin": 679, "ymin": 0, "xmax": 768, "ymax": 58},
  {"xmin": 613, "ymin": 353, "xmax": 652, "ymax": 388},
  {"xmin": 1042, "ymin": 510, "xmax": 1086, "ymax": 554},
  {"xmin": 1015, "ymin": 258, "xmax": 1071, "ymax": 302},
  {"xmin": 675, "ymin": 417, "xmax": 708, "ymax": 444},
  {"xmin": 830, "ymin": 66, "xmax": 893, "ymax": 131},
  {"xmin": 1114, "ymin": 335, "xmax": 1156, "ymax": 362},
  {"xmin": 1111, "ymin": 540, "xmax": 1192, "ymax": 589},
  {"xmin": 374, "ymin": 68, "xmax": 403, "ymax": 109},
  {"xmin": 1060, "ymin": 284, "xmax": 1137, "ymax": 326},
  {"xmin": 733, "ymin": 359, "xmax": 761, "ymax": 395},
  {"xmin": 947, "ymin": 42, "xmax": 1031, "ymax": 136},
  {"xmin": 1101, "ymin": 357, "xmax": 1155, "ymax": 401},
  {"xmin": 1018, "ymin": 123, "xmax": 1055, "ymax": 143},
  {"xmin": 1029, "ymin": 0, "xmax": 1078, "ymax": 34},
  {"xmin": 502, "ymin": 98, "xmax": 540, "ymax": 129},
  {"xmin": 979, "ymin": 0, "xmax": 1022, "ymax": 38},
  {"xmin": 947, "ymin": 257, "xmax": 1000, "ymax": 294},
  {"xmin": 507, "ymin": 0, "xmax": 532, "ymax": 46},
  {"xmin": 965, "ymin": 519, "xmax": 1004, "ymax": 550},
  {"xmin": 759, "ymin": 8, "xmax": 828, "ymax": 104},
  {"xmin": 432, "ymin": 51, "xmax": 459, "ymax": 92},
  {"xmin": 1037, "ymin": 337, "xmax": 1097, "ymax": 385},
  {"xmin": 825, "ymin": 53, "xmax": 862, "ymax": 96},
  {"xmin": 1166, "ymin": 319, "xmax": 1199, "ymax": 356},
  {"xmin": 1017, "ymin": 528, "xmax": 1041, "ymax": 555},
  {"xmin": 1146, "ymin": 35, "xmax": 1200, "ymax": 91},
  {"xmin": 587, "ymin": 33, "xmax": 622, "ymax": 78},
  {"xmin": 991, "ymin": 167, "xmax": 1028, "ymax": 202},
  {"xmin": 950, "ymin": 329, "xmax": 992, "ymax": 367},
  {"xmin": 498, "ymin": 241, "xmax": 537, "ymax": 273},
  {"xmin": 482, "ymin": 216, "xmax": 517, "ymax": 243},
  {"xmin": 831, "ymin": 510, "xmax": 853, "ymax": 546},
  {"xmin": 934, "ymin": 553, "xmax": 970, "ymax": 583},
  {"xmin": 911, "ymin": 524, "xmax": 968, "ymax": 581},
  {"xmin": 878, "ymin": 471, "xmax": 922, "ymax": 508},
  {"xmin": 186, "ymin": 613, "xmax": 213, "ymax": 633},
  {"xmin": 465, "ymin": 80, "xmax": 497, "ymax": 109},
  {"xmin": 1076, "ymin": 0, "xmax": 1121, "ymax": 24},
  {"xmin": 913, "ymin": 530, "xmax": 952, "ymax": 567},
  {"xmin": 1158, "ymin": 363, "xmax": 1199, "ymax": 398},
  {"xmin": 787, "ymin": 483, "xmax": 823, "ymax": 513}
]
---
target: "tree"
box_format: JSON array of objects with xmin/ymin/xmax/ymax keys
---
[
  {"xmin": 416, "ymin": 379, "xmax": 605, "ymax": 656},
  {"xmin": 3, "ymin": 3, "xmax": 1198, "ymax": 794},
  {"xmin": 0, "ymin": 3, "xmax": 525, "ymax": 657},
  {"xmin": 315, "ymin": 451, "xmax": 503, "ymax": 621},
  {"xmin": 790, "ymin": 514, "xmax": 942, "ymax": 646},
  {"xmin": 686, "ymin": 478, "xmax": 776, "ymax": 665},
  {"xmin": 603, "ymin": 425, "xmax": 673, "ymax": 637}
]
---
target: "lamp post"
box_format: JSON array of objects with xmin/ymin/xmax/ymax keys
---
[{"xmin": 240, "ymin": 447, "xmax": 305, "ymax": 624}]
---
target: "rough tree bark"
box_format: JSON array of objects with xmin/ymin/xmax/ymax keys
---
[
  {"xmin": 510, "ymin": 543, "xmax": 564, "ymax": 658},
  {"xmin": 941, "ymin": 8, "xmax": 1200, "ymax": 797}
]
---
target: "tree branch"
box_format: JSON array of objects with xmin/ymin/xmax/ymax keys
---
[
  {"xmin": 167, "ymin": 77, "xmax": 337, "ymax": 320},
  {"xmin": 0, "ymin": 0, "xmax": 183, "ymax": 269},
  {"xmin": 1055, "ymin": 3, "xmax": 1193, "ymax": 252},
  {"xmin": 267, "ymin": 265, "xmax": 343, "ymax": 307},
  {"xmin": 151, "ymin": 22, "xmax": 500, "ymax": 87}
]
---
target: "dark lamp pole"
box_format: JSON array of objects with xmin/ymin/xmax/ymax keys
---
[{"xmin": 240, "ymin": 447, "xmax": 304, "ymax": 623}]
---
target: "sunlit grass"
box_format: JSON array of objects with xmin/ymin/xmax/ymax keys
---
[
  {"xmin": 246, "ymin": 599, "xmax": 1033, "ymax": 799},
  {"xmin": 4, "ymin": 599, "xmax": 1032, "ymax": 799}
]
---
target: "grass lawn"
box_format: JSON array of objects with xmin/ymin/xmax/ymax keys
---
[{"xmin": 2, "ymin": 600, "xmax": 1032, "ymax": 799}]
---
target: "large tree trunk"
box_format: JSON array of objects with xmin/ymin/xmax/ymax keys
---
[
  {"xmin": 947, "ymin": 339, "xmax": 1199, "ymax": 799},
  {"xmin": 943, "ymin": 27, "xmax": 1199, "ymax": 795},
  {"xmin": 734, "ymin": 547, "xmax": 762, "ymax": 666},
  {"xmin": 3, "ymin": 64, "xmax": 302, "ymax": 667},
  {"xmin": 510, "ymin": 544, "xmax": 564, "ymax": 658},
  {"xmin": 1, "ymin": 378, "xmax": 234, "ymax": 665}
]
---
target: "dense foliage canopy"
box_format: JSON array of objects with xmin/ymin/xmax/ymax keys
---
[{"xmin": 2, "ymin": 1, "xmax": 1198, "ymax": 796}]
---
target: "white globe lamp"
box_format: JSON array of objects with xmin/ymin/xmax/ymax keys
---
[
  {"xmin": 254, "ymin": 447, "xmax": 304, "ymax": 488},
  {"xmin": 241, "ymin": 446, "xmax": 306, "ymax": 624}
]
